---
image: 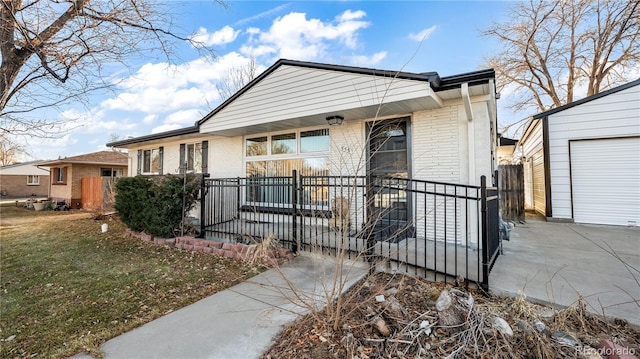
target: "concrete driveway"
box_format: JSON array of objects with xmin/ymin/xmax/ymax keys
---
[{"xmin": 490, "ymin": 214, "xmax": 640, "ymax": 327}]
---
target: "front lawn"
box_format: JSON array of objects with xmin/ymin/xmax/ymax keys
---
[{"xmin": 0, "ymin": 209, "xmax": 262, "ymax": 358}]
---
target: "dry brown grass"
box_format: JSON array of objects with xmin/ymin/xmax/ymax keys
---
[{"xmin": 1, "ymin": 209, "xmax": 263, "ymax": 358}]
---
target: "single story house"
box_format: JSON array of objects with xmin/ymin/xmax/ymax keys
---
[
  {"xmin": 0, "ymin": 160, "xmax": 50, "ymax": 198},
  {"xmin": 108, "ymin": 59, "xmax": 499, "ymax": 240},
  {"xmin": 519, "ymin": 78, "xmax": 640, "ymax": 226},
  {"xmin": 38, "ymin": 151, "xmax": 128, "ymax": 209},
  {"xmin": 497, "ymin": 135, "xmax": 518, "ymax": 165},
  {"xmin": 109, "ymin": 59, "xmax": 498, "ymax": 184}
]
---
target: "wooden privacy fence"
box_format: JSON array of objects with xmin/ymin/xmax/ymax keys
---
[
  {"xmin": 498, "ymin": 165, "xmax": 524, "ymax": 222},
  {"xmin": 81, "ymin": 177, "xmax": 118, "ymax": 211}
]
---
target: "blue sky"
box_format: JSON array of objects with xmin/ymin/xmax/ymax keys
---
[{"xmin": 21, "ymin": 1, "xmax": 516, "ymax": 161}]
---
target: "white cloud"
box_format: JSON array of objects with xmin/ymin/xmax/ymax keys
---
[
  {"xmin": 101, "ymin": 52, "xmax": 264, "ymax": 114},
  {"xmin": 409, "ymin": 26, "xmax": 437, "ymax": 42},
  {"xmin": 163, "ymin": 109, "xmax": 202, "ymax": 126},
  {"xmin": 143, "ymin": 114, "xmax": 157, "ymax": 124},
  {"xmin": 191, "ymin": 26, "xmax": 240, "ymax": 46},
  {"xmin": 151, "ymin": 124, "xmax": 183, "ymax": 134},
  {"xmin": 349, "ymin": 51, "xmax": 387, "ymax": 67},
  {"xmin": 242, "ymin": 10, "xmax": 370, "ymax": 61},
  {"xmin": 337, "ymin": 9, "xmax": 366, "ymax": 22}
]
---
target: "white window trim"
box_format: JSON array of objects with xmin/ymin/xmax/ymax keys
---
[
  {"xmin": 56, "ymin": 167, "xmax": 65, "ymax": 183},
  {"xmin": 27, "ymin": 175, "xmax": 40, "ymax": 185},
  {"xmin": 141, "ymin": 148, "xmax": 160, "ymax": 175},
  {"xmin": 185, "ymin": 142, "xmax": 203, "ymax": 173},
  {"xmin": 243, "ymin": 127, "xmax": 331, "ymax": 209},
  {"xmin": 244, "ymin": 126, "xmax": 330, "ymax": 159}
]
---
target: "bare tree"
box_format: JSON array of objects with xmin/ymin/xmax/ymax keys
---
[
  {"xmin": 0, "ymin": 133, "xmax": 24, "ymax": 165},
  {"xmin": 0, "ymin": 0, "xmax": 224, "ymax": 137},
  {"xmin": 484, "ymin": 0, "xmax": 640, "ymax": 112},
  {"xmin": 216, "ymin": 55, "xmax": 258, "ymax": 101}
]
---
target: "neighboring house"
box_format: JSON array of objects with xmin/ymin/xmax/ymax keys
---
[
  {"xmin": 38, "ymin": 151, "xmax": 128, "ymax": 209},
  {"xmin": 497, "ymin": 135, "xmax": 518, "ymax": 165},
  {"xmin": 0, "ymin": 161, "xmax": 50, "ymax": 198},
  {"xmin": 519, "ymin": 78, "xmax": 640, "ymax": 226}
]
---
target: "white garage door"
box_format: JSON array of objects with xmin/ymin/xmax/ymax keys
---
[{"xmin": 570, "ymin": 137, "xmax": 640, "ymax": 226}]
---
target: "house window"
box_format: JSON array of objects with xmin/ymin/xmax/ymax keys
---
[
  {"xmin": 27, "ymin": 175, "xmax": 40, "ymax": 185},
  {"xmin": 244, "ymin": 128, "xmax": 330, "ymax": 206},
  {"xmin": 101, "ymin": 168, "xmax": 124, "ymax": 177},
  {"xmin": 246, "ymin": 136, "xmax": 267, "ymax": 156},
  {"xmin": 54, "ymin": 167, "xmax": 66, "ymax": 184},
  {"xmin": 186, "ymin": 143, "xmax": 202, "ymax": 173},
  {"xmin": 300, "ymin": 129, "xmax": 329, "ymax": 153},
  {"xmin": 271, "ymin": 133, "xmax": 296, "ymax": 154},
  {"xmin": 142, "ymin": 149, "xmax": 160, "ymax": 174}
]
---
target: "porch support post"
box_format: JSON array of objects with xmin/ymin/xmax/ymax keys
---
[{"xmin": 480, "ymin": 175, "xmax": 489, "ymax": 293}]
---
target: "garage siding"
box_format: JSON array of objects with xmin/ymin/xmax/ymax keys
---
[
  {"xmin": 547, "ymin": 82, "xmax": 640, "ymax": 224},
  {"xmin": 520, "ymin": 119, "xmax": 545, "ymax": 216}
]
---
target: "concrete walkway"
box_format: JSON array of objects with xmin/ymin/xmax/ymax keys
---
[
  {"xmin": 73, "ymin": 254, "xmax": 368, "ymax": 359},
  {"xmin": 491, "ymin": 215, "xmax": 640, "ymax": 327}
]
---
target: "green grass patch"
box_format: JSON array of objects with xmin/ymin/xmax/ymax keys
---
[{"xmin": 1, "ymin": 212, "xmax": 263, "ymax": 358}]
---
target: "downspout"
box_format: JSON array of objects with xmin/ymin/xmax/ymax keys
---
[
  {"xmin": 36, "ymin": 165, "xmax": 51, "ymax": 199},
  {"xmin": 462, "ymin": 83, "xmax": 475, "ymax": 184}
]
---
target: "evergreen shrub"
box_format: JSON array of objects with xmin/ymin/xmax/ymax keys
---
[{"xmin": 115, "ymin": 174, "xmax": 200, "ymax": 238}]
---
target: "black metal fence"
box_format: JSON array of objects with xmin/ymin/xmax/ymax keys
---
[{"xmin": 199, "ymin": 172, "xmax": 500, "ymax": 291}]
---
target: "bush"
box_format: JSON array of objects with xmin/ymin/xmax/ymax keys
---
[{"xmin": 115, "ymin": 174, "xmax": 200, "ymax": 238}]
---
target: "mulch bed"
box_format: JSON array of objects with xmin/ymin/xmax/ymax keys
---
[{"xmin": 263, "ymin": 272, "xmax": 639, "ymax": 359}]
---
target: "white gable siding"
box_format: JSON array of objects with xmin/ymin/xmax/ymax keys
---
[
  {"xmin": 520, "ymin": 119, "xmax": 546, "ymax": 216},
  {"xmin": 200, "ymin": 65, "xmax": 439, "ymax": 134},
  {"xmin": 547, "ymin": 83, "xmax": 640, "ymax": 220}
]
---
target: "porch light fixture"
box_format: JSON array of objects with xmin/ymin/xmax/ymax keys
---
[{"xmin": 325, "ymin": 115, "xmax": 344, "ymax": 126}]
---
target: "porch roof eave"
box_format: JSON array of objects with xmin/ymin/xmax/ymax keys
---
[{"xmin": 199, "ymin": 91, "xmax": 443, "ymax": 138}]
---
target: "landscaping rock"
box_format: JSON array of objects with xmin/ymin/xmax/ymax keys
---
[
  {"xmin": 374, "ymin": 317, "xmax": 391, "ymax": 337},
  {"xmin": 493, "ymin": 317, "xmax": 513, "ymax": 336},
  {"xmin": 385, "ymin": 287, "xmax": 398, "ymax": 296},
  {"xmin": 436, "ymin": 289, "xmax": 468, "ymax": 327},
  {"xmin": 385, "ymin": 296, "xmax": 407, "ymax": 319},
  {"xmin": 420, "ymin": 320, "xmax": 432, "ymax": 336},
  {"xmin": 213, "ymin": 248, "xmax": 225, "ymax": 257},
  {"xmin": 517, "ymin": 320, "xmax": 533, "ymax": 334},
  {"xmin": 534, "ymin": 320, "xmax": 546, "ymax": 332},
  {"xmin": 538, "ymin": 307, "xmax": 556, "ymax": 319},
  {"xmin": 435, "ymin": 290, "xmax": 452, "ymax": 311},
  {"xmin": 207, "ymin": 241, "xmax": 223, "ymax": 249},
  {"xmin": 552, "ymin": 331, "xmax": 579, "ymax": 347}
]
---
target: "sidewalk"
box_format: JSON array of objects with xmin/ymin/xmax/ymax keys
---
[
  {"xmin": 491, "ymin": 215, "xmax": 640, "ymax": 328},
  {"xmin": 72, "ymin": 254, "xmax": 368, "ymax": 359}
]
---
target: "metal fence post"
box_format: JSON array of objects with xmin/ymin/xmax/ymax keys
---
[
  {"xmin": 199, "ymin": 173, "xmax": 210, "ymax": 238},
  {"xmin": 291, "ymin": 170, "xmax": 298, "ymax": 253},
  {"xmin": 480, "ymin": 175, "xmax": 489, "ymax": 293}
]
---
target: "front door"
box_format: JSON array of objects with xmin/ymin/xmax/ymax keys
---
[{"xmin": 367, "ymin": 117, "xmax": 412, "ymax": 242}]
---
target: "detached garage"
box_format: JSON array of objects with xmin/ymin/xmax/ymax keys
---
[{"xmin": 520, "ymin": 78, "xmax": 640, "ymax": 226}]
